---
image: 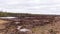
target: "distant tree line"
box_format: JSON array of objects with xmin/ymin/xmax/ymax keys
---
[{"xmin": 0, "ymin": 11, "xmax": 33, "ymax": 17}]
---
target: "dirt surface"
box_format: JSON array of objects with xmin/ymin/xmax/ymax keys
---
[{"xmin": 0, "ymin": 16, "xmax": 60, "ymax": 34}]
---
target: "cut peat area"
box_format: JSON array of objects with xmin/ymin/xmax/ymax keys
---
[{"xmin": 0, "ymin": 14, "xmax": 60, "ymax": 34}]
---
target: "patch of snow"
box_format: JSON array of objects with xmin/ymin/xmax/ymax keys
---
[
  {"xmin": 0, "ymin": 17, "xmax": 16, "ymax": 19},
  {"xmin": 19, "ymin": 28, "xmax": 31, "ymax": 32},
  {"xmin": 15, "ymin": 22, "xmax": 20, "ymax": 24},
  {"xmin": 17, "ymin": 26, "xmax": 22, "ymax": 30},
  {"xmin": 17, "ymin": 26, "xmax": 31, "ymax": 32}
]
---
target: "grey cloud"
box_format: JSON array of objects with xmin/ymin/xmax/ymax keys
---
[{"xmin": 0, "ymin": 0, "xmax": 60, "ymax": 15}]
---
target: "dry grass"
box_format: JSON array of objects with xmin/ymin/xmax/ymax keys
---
[
  {"xmin": 32, "ymin": 19, "xmax": 60, "ymax": 34},
  {"xmin": 0, "ymin": 20, "xmax": 10, "ymax": 24}
]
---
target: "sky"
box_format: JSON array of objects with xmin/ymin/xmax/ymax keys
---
[{"xmin": 0, "ymin": 0, "xmax": 60, "ymax": 15}]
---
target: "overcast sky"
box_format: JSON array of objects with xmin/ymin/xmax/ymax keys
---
[{"xmin": 0, "ymin": 0, "xmax": 60, "ymax": 15}]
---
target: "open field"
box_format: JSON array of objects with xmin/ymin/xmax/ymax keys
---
[{"xmin": 0, "ymin": 12, "xmax": 60, "ymax": 34}]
